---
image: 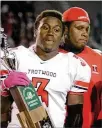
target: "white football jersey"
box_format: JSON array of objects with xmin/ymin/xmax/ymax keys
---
[{"xmin": 6, "ymin": 45, "xmax": 91, "ymax": 128}]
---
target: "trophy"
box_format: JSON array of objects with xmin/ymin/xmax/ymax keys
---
[{"xmin": 0, "ymin": 28, "xmax": 54, "ymax": 128}]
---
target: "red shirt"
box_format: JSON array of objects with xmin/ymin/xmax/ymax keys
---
[{"xmin": 78, "ymin": 46, "xmax": 102, "ymax": 128}]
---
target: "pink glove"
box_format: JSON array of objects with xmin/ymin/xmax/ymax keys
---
[{"xmin": 1, "ymin": 71, "xmax": 31, "ymax": 90}]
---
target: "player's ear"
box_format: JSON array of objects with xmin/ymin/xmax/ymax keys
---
[
  {"xmin": 34, "ymin": 29, "xmax": 37, "ymax": 38},
  {"xmin": 88, "ymin": 25, "xmax": 91, "ymax": 35},
  {"xmin": 60, "ymin": 35, "xmax": 65, "ymax": 46},
  {"xmin": 64, "ymin": 26, "xmax": 68, "ymax": 39}
]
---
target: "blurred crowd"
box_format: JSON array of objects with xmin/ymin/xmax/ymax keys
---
[
  {"xmin": 1, "ymin": 1, "xmax": 35, "ymax": 48},
  {"xmin": 1, "ymin": 1, "xmax": 102, "ymax": 50}
]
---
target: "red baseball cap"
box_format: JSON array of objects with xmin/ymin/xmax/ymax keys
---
[{"xmin": 62, "ymin": 7, "xmax": 90, "ymax": 24}]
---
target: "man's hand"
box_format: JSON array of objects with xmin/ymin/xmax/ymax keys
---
[{"xmin": 1, "ymin": 71, "xmax": 31, "ymax": 91}]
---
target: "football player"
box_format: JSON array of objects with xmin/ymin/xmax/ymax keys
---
[
  {"xmin": 1, "ymin": 10, "xmax": 91, "ymax": 128},
  {"xmin": 62, "ymin": 7, "xmax": 102, "ymax": 128}
]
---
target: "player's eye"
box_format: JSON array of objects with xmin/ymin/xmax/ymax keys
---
[
  {"xmin": 42, "ymin": 24, "xmax": 49, "ymax": 30},
  {"xmin": 76, "ymin": 26, "xmax": 83, "ymax": 30},
  {"xmin": 53, "ymin": 27, "xmax": 61, "ymax": 33},
  {"xmin": 86, "ymin": 27, "xmax": 90, "ymax": 33}
]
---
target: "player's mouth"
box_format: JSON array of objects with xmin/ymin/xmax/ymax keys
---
[
  {"xmin": 79, "ymin": 39, "xmax": 87, "ymax": 43},
  {"xmin": 45, "ymin": 39, "xmax": 54, "ymax": 44}
]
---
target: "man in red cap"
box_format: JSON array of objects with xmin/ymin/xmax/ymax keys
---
[{"xmin": 61, "ymin": 7, "xmax": 102, "ymax": 128}]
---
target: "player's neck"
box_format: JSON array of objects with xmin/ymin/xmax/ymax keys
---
[{"xmin": 34, "ymin": 46, "xmax": 59, "ymax": 61}]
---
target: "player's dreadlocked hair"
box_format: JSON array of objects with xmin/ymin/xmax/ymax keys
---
[{"xmin": 34, "ymin": 10, "xmax": 65, "ymax": 35}]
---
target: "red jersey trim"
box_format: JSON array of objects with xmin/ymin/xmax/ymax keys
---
[
  {"xmin": 75, "ymin": 81, "xmax": 89, "ymax": 88},
  {"xmin": 0, "ymin": 70, "xmax": 9, "ymax": 75}
]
